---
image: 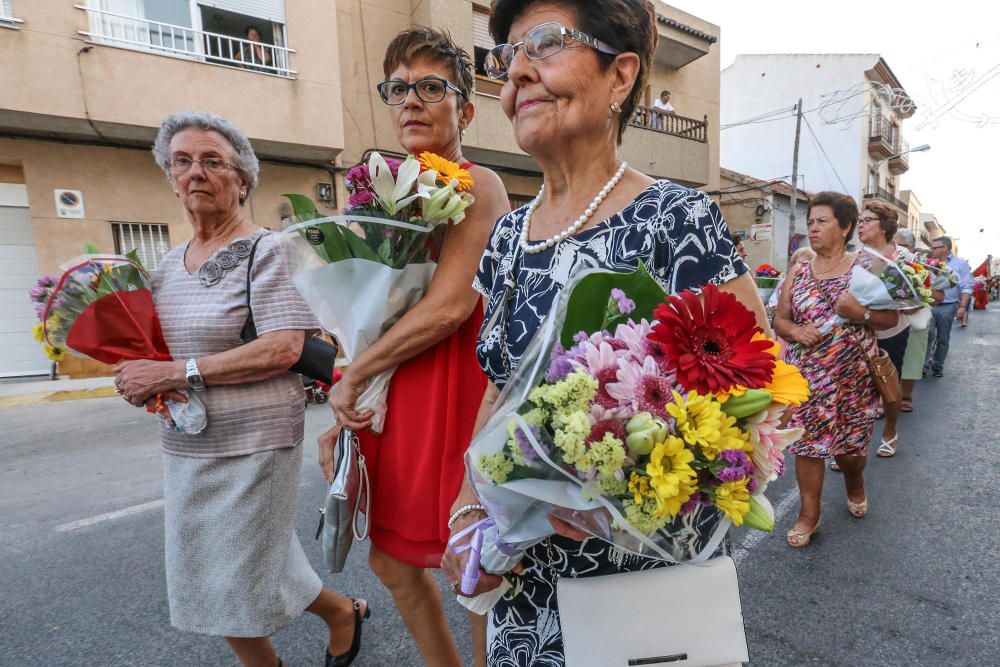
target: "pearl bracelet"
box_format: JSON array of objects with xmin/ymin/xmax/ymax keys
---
[{"xmin": 448, "ymin": 503, "xmax": 486, "ymax": 530}]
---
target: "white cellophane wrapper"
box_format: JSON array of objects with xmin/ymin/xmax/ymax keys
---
[
  {"xmin": 818, "ymin": 247, "xmax": 928, "ymax": 334},
  {"xmin": 466, "ymin": 268, "xmax": 731, "ymax": 580},
  {"xmin": 278, "ymin": 217, "xmax": 440, "ymax": 433}
]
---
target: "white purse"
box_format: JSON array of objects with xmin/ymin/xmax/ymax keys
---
[{"xmin": 556, "ymin": 556, "xmax": 749, "ymax": 667}]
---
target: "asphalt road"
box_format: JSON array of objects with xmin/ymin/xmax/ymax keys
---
[{"xmin": 2, "ymin": 307, "xmax": 998, "ymax": 666}]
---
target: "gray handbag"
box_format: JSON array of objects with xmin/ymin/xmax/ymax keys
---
[{"xmin": 315, "ymin": 427, "xmax": 369, "ymax": 573}]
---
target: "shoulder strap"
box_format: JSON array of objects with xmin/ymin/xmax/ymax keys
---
[{"xmin": 240, "ymin": 232, "xmax": 267, "ymax": 342}]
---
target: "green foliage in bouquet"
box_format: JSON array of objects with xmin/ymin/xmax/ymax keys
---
[
  {"xmin": 559, "ymin": 262, "xmax": 665, "ymax": 349},
  {"xmin": 283, "ymin": 193, "xmax": 444, "ymax": 270}
]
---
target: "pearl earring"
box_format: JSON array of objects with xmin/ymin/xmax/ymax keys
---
[{"xmin": 610, "ymin": 102, "xmax": 623, "ymax": 113}]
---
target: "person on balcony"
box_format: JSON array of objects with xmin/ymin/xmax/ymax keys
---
[
  {"xmin": 237, "ymin": 26, "xmax": 272, "ymax": 72},
  {"xmin": 318, "ymin": 27, "xmax": 509, "ymax": 667},
  {"xmin": 651, "ymin": 88, "xmax": 674, "ymax": 129}
]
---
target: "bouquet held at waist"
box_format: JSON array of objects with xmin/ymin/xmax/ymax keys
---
[
  {"xmin": 277, "ymin": 151, "xmax": 475, "ymax": 433},
  {"xmin": 920, "ymin": 257, "xmax": 960, "ymax": 291},
  {"xmin": 818, "ymin": 246, "xmax": 933, "ymax": 334},
  {"xmin": 451, "ymin": 264, "xmax": 810, "ymax": 609},
  {"xmin": 28, "ymin": 246, "xmax": 205, "ymax": 433}
]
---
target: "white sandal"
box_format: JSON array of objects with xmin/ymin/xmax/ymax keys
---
[{"xmin": 877, "ymin": 435, "xmax": 898, "ymax": 457}]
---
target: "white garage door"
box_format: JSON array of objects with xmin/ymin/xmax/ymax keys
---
[{"xmin": 0, "ymin": 188, "xmax": 51, "ymax": 378}]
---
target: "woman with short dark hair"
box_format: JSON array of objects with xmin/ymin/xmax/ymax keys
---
[
  {"xmin": 774, "ymin": 192, "xmax": 899, "ymax": 548},
  {"xmin": 318, "ymin": 26, "xmax": 510, "ymax": 667},
  {"xmin": 857, "ymin": 200, "xmax": 911, "ymax": 457},
  {"xmin": 440, "ymin": 1, "xmax": 765, "ymax": 662}
]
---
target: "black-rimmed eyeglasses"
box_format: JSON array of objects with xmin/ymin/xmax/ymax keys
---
[
  {"xmin": 485, "ymin": 21, "xmax": 622, "ymax": 81},
  {"xmin": 376, "ymin": 77, "xmax": 465, "ymax": 105}
]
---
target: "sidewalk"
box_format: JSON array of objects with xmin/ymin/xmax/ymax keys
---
[{"xmin": 0, "ymin": 376, "xmax": 117, "ymax": 407}]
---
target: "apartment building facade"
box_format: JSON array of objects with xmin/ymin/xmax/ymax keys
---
[
  {"xmin": 0, "ymin": 0, "xmax": 721, "ymax": 377},
  {"xmin": 721, "ymin": 54, "xmax": 918, "ymax": 222}
]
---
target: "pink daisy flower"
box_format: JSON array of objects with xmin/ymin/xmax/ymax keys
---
[
  {"xmin": 606, "ymin": 356, "xmax": 676, "ymax": 418},
  {"xmin": 613, "ymin": 319, "xmax": 654, "ymax": 362},
  {"xmin": 575, "ymin": 340, "xmax": 629, "ymax": 409}
]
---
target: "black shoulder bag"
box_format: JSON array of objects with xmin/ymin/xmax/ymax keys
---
[{"xmin": 240, "ymin": 233, "xmax": 338, "ymax": 384}]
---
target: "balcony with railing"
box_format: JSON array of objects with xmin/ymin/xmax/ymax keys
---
[
  {"xmin": 75, "ymin": 5, "xmax": 296, "ymax": 78},
  {"xmin": 888, "ymin": 138, "xmax": 910, "ymax": 174},
  {"xmin": 863, "ymin": 185, "xmax": 906, "ymax": 212},
  {"xmin": 629, "ymin": 106, "xmax": 708, "ymax": 142},
  {"xmin": 0, "ymin": 1, "xmax": 22, "ymax": 29},
  {"xmin": 868, "ymin": 114, "xmax": 896, "ymax": 159}
]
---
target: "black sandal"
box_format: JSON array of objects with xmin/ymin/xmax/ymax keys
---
[{"xmin": 326, "ymin": 598, "xmax": 371, "ymax": 667}]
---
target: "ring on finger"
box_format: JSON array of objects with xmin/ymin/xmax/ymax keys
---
[{"xmin": 449, "ymin": 581, "xmax": 460, "ymax": 591}]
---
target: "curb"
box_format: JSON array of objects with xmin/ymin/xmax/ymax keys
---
[{"xmin": 0, "ymin": 386, "xmax": 118, "ymax": 408}]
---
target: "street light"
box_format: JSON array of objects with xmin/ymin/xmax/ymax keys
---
[{"xmin": 875, "ymin": 143, "xmax": 931, "ymax": 170}]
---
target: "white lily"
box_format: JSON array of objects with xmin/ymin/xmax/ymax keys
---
[
  {"xmin": 369, "ymin": 153, "xmax": 435, "ymax": 215},
  {"xmin": 422, "ymin": 178, "xmax": 475, "ymax": 225}
]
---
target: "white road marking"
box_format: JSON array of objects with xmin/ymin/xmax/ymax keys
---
[
  {"xmin": 55, "ymin": 499, "xmax": 165, "ymax": 533},
  {"xmin": 733, "ymin": 488, "xmax": 799, "ymax": 566}
]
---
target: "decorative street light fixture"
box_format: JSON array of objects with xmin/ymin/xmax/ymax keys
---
[{"xmin": 875, "ymin": 143, "xmax": 931, "ymax": 170}]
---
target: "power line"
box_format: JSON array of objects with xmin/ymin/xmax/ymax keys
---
[
  {"xmin": 720, "ymin": 82, "xmax": 904, "ymax": 130},
  {"xmin": 801, "ymin": 113, "xmax": 850, "ymax": 193}
]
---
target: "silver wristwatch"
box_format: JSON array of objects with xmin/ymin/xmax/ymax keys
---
[{"xmin": 185, "ymin": 358, "xmax": 206, "ymax": 392}]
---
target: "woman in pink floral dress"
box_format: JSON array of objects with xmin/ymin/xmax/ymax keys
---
[{"xmin": 774, "ymin": 192, "xmax": 899, "ymax": 548}]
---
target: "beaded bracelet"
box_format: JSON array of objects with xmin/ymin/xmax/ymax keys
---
[{"xmin": 447, "ymin": 503, "xmax": 487, "ymax": 530}]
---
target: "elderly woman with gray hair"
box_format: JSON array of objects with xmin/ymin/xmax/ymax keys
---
[{"xmin": 114, "ymin": 110, "xmax": 369, "ymax": 667}]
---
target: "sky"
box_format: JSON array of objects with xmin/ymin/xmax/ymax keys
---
[{"xmin": 667, "ymin": 0, "xmax": 1000, "ymax": 266}]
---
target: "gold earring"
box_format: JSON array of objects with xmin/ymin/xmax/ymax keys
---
[
  {"xmin": 240, "ymin": 189, "xmax": 247, "ymax": 198},
  {"xmin": 610, "ymin": 102, "xmax": 623, "ymax": 113}
]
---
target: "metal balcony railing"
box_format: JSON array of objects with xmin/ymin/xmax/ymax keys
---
[
  {"xmin": 75, "ymin": 5, "xmax": 296, "ymax": 78},
  {"xmin": 629, "ymin": 106, "xmax": 708, "ymax": 143},
  {"xmin": 863, "ymin": 185, "xmax": 906, "ymax": 211}
]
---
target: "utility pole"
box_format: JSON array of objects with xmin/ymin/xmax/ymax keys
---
[{"xmin": 788, "ymin": 98, "xmax": 803, "ymax": 260}]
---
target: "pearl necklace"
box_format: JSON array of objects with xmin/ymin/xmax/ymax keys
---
[{"xmin": 519, "ymin": 161, "xmax": 628, "ymax": 254}]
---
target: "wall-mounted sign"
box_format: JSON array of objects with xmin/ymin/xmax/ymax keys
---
[
  {"xmin": 54, "ymin": 189, "xmax": 85, "ymax": 219},
  {"xmin": 751, "ymin": 222, "xmax": 772, "ymax": 241}
]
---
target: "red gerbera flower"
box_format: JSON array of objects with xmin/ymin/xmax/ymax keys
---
[{"xmin": 648, "ymin": 284, "xmax": 775, "ymax": 394}]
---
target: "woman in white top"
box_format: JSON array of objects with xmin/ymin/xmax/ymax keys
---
[{"xmin": 856, "ymin": 201, "xmax": 910, "ymax": 457}]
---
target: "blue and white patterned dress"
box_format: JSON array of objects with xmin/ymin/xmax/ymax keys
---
[{"xmin": 473, "ymin": 180, "xmax": 747, "ymax": 666}]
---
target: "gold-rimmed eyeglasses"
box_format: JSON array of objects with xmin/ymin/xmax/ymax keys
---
[{"xmin": 169, "ymin": 156, "xmax": 238, "ymax": 175}]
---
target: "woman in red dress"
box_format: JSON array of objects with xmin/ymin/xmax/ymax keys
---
[{"xmin": 319, "ymin": 28, "xmax": 509, "ymax": 666}]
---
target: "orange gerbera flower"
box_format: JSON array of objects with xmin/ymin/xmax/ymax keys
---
[{"xmin": 417, "ymin": 152, "xmax": 474, "ymax": 192}]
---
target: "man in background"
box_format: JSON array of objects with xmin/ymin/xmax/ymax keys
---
[
  {"xmin": 651, "ymin": 90, "xmax": 675, "ymax": 129},
  {"xmin": 925, "ymin": 236, "xmax": 973, "ymax": 377}
]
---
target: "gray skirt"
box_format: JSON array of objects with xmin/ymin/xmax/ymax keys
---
[{"xmin": 163, "ymin": 444, "xmax": 323, "ymax": 637}]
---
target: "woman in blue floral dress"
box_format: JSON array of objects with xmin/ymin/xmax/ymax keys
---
[{"xmin": 439, "ymin": 1, "xmax": 767, "ymax": 663}]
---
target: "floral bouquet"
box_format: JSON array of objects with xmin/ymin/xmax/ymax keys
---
[
  {"xmin": 755, "ymin": 264, "xmax": 782, "ymax": 302},
  {"xmin": 818, "ymin": 246, "xmax": 928, "ymax": 333},
  {"xmin": 899, "ymin": 261, "xmax": 935, "ymax": 306},
  {"xmin": 31, "ymin": 248, "xmax": 206, "ymax": 433},
  {"xmin": 922, "ymin": 257, "xmax": 959, "ymax": 291},
  {"xmin": 453, "ymin": 264, "xmax": 808, "ymax": 604},
  {"xmin": 278, "ymin": 151, "xmax": 475, "ymax": 432}
]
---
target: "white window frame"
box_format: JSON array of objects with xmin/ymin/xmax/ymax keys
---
[
  {"xmin": 111, "ymin": 222, "xmax": 172, "ymax": 271},
  {"xmin": 0, "ymin": 0, "xmax": 24, "ymax": 28}
]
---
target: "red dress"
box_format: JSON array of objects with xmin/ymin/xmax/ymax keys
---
[{"xmin": 358, "ymin": 302, "xmax": 487, "ymax": 568}]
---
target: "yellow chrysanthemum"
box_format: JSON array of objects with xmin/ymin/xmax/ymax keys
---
[
  {"xmin": 667, "ymin": 390, "xmax": 722, "ymax": 450},
  {"xmin": 417, "ymin": 152, "xmax": 474, "ymax": 192},
  {"xmin": 645, "ymin": 436, "xmax": 697, "ymax": 517},
  {"xmin": 763, "ymin": 360, "xmax": 810, "ymax": 406},
  {"xmin": 44, "ymin": 345, "xmax": 65, "ymax": 361},
  {"xmin": 714, "ymin": 478, "xmax": 751, "ymax": 525},
  {"xmin": 32, "ymin": 322, "xmax": 45, "ymax": 343}
]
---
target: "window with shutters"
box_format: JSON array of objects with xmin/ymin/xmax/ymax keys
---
[
  {"xmin": 0, "ymin": 0, "xmax": 23, "ymax": 27},
  {"xmin": 473, "ymin": 8, "xmax": 494, "ymax": 78},
  {"xmin": 112, "ymin": 223, "xmax": 171, "ymax": 271}
]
